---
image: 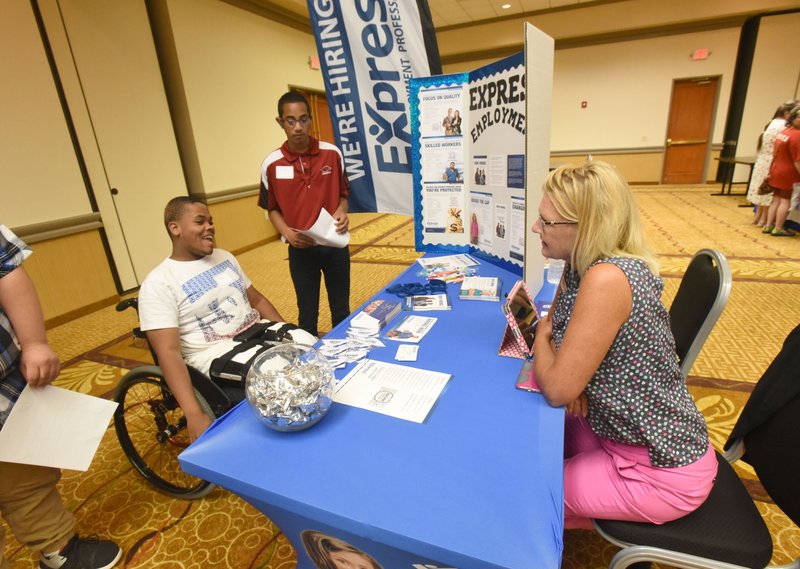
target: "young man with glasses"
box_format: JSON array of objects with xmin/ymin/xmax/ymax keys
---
[{"xmin": 258, "ymin": 91, "xmax": 351, "ymax": 337}]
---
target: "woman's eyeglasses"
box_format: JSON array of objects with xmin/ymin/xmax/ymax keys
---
[
  {"xmin": 385, "ymin": 279, "xmax": 447, "ymax": 298},
  {"xmin": 536, "ymin": 215, "xmax": 578, "ymax": 228}
]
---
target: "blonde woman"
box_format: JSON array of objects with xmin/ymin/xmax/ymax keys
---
[
  {"xmin": 532, "ymin": 162, "xmax": 717, "ymax": 530},
  {"xmin": 301, "ymin": 531, "xmax": 382, "ymax": 569}
]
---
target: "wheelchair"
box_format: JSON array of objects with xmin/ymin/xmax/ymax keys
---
[
  {"xmin": 112, "ymin": 299, "xmax": 241, "ymax": 498},
  {"xmin": 112, "ymin": 299, "xmax": 311, "ymax": 499},
  {"xmin": 114, "ymin": 298, "xmax": 316, "ymax": 500}
]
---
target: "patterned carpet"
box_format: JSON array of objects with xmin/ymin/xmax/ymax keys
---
[{"xmin": 3, "ymin": 187, "xmax": 800, "ymax": 568}]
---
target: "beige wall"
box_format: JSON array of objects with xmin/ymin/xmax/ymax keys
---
[
  {"xmin": 22, "ymin": 229, "xmax": 118, "ymax": 326},
  {"xmin": 167, "ymin": 0, "xmax": 325, "ymax": 194},
  {"xmin": 208, "ymin": 193, "xmax": 279, "ymax": 253},
  {"xmin": 443, "ymin": 5, "xmax": 800, "ymax": 184},
  {"xmin": 0, "ymin": 0, "xmax": 92, "ymax": 227},
  {"xmin": 551, "ymin": 152, "xmax": 665, "ymax": 185},
  {"xmin": 550, "ymin": 28, "xmax": 739, "ymax": 152},
  {"xmin": 739, "ymin": 12, "xmax": 800, "ymax": 156},
  {"xmin": 47, "ymin": 0, "xmax": 186, "ymax": 287}
]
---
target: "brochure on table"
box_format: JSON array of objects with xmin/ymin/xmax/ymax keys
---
[
  {"xmin": 334, "ymin": 359, "xmax": 451, "ymax": 424},
  {"xmin": 410, "ymin": 23, "xmax": 554, "ymax": 294}
]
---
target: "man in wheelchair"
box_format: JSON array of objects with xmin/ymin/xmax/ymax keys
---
[{"xmin": 138, "ymin": 197, "xmax": 315, "ymax": 441}]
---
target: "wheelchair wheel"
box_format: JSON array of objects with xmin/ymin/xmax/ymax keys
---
[{"xmin": 114, "ymin": 366, "xmax": 215, "ymax": 499}]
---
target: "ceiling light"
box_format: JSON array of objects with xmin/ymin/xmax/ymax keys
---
[{"xmin": 501, "ymin": 3, "xmax": 511, "ymax": 8}]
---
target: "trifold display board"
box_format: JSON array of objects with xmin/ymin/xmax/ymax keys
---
[{"xmin": 411, "ymin": 23, "xmax": 554, "ymax": 291}]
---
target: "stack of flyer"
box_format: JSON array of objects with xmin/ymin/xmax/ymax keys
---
[
  {"xmin": 349, "ymin": 298, "xmax": 402, "ymax": 332},
  {"xmin": 458, "ymin": 276, "xmax": 502, "ymax": 302}
]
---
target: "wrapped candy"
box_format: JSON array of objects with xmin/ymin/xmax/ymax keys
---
[{"xmin": 244, "ymin": 343, "xmax": 335, "ymax": 432}]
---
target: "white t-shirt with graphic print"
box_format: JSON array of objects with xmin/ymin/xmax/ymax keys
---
[{"xmin": 138, "ymin": 249, "xmax": 260, "ymax": 375}]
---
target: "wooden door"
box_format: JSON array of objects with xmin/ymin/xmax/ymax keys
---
[
  {"xmin": 662, "ymin": 77, "xmax": 719, "ymax": 184},
  {"xmin": 293, "ymin": 87, "xmax": 335, "ymax": 144}
]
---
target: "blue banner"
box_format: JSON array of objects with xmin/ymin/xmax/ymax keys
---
[{"xmin": 308, "ymin": 0, "xmax": 441, "ymax": 214}]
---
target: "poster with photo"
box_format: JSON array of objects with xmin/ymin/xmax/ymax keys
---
[
  {"xmin": 412, "ymin": 73, "xmax": 469, "ymax": 251},
  {"xmin": 417, "ymin": 84, "xmax": 464, "ymax": 138},
  {"xmin": 421, "ymin": 184, "xmax": 466, "ymax": 240},
  {"xmin": 509, "ymin": 196, "xmax": 526, "ymax": 262},
  {"xmin": 473, "ymin": 155, "xmax": 488, "ymax": 186},
  {"xmin": 421, "ymin": 139, "xmax": 464, "ymax": 183},
  {"xmin": 470, "ymin": 191, "xmax": 493, "ymax": 250},
  {"xmin": 412, "ymin": 56, "xmax": 525, "ymax": 271},
  {"xmin": 411, "ymin": 24, "xmax": 553, "ymax": 280},
  {"xmin": 495, "ymin": 203, "xmax": 508, "ymax": 241}
]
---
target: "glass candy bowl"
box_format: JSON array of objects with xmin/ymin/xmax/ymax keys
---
[{"xmin": 244, "ymin": 343, "xmax": 335, "ymax": 432}]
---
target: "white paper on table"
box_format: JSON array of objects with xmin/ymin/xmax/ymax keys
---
[
  {"xmin": 416, "ymin": 253, "xmax": 479, "ymax": 271},
  {"xmin": 0, "ymin": 385, "xmax": 118, "ymax": 471},
  {"xmin": 334, "ymin": 359, "xmax": 451, "ymax": 423},
  {"xmin": 383, "ymin": 315, "xmax": 437, "ymax": 343},
  {"xmin": 298, "ymin": 209, "xmax": 350, "ymax": 248},
  {"xmin": 395, "ymin": 344, "xmax": 419, "ymax": 361}
]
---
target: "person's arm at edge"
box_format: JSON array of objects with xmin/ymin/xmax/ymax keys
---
[
  {"xmin": 332, "ymin": 155, "xmax": 350, "ymax": 235},
  {"xmin": 533, "ymin": 263, "xmax": 631, "ymax": 407},
  {"xmin": 246, "ymin": 286, "xmax": 283, "ymax": 322},
  {"xmin": 552, "ymin": 263, "xmax": 589, "ymax": 418},
  {"xmin": 332, "ymin": 196, "xmax": 349, "ymax": 234},
  {"xmin": 0, "ymin": 266, "xmax": 60, "ymax": 386},
  {"xmin": 267, "ymin": 208, "xmax": 315, "ymax": 248},
  {"xmin": 146, "ymin": 327, "xmax": 212, "ymax": 441}
]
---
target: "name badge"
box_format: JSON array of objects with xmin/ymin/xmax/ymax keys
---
[{"xmin": 276, "ymin": 165, "xmax": 294, "ymax": 179}]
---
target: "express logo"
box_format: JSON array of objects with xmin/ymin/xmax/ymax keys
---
[{"xmin": 321, "ymin": 165, "xmax": 333, "ymax": 175}]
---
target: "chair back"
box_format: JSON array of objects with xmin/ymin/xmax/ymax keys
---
[
  {"xmin": 669, "ymin": 249, "xmax": 732, "ymax": 378},
  {"xmin": 116, "ymin": 297, "xmax": 161, "ymax": 364}
]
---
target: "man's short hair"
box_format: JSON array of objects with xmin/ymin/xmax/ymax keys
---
[
  {"xmin": 164, "ymin": 196, "xmax": 207, "ymax": 233},
  {"xmin": 277, "ymin": 91, "xmax": 311, "ymax": 117}
]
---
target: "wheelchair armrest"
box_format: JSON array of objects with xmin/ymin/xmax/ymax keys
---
[
  {"xmin": 188, "ymin": 367, "xmax": 234, "ymax": 418},
  {"xmin": 116, "ymin": 298, "xmax": 139, "ymax": 312}
]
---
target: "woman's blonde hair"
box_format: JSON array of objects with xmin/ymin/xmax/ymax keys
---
[
  {"xmin": 301, "ymin": 531, "xmax": 383, "ymax": 569},
  {"xmin": 543, "ymin": 161, "xmax": 658, "ymax": 277}
]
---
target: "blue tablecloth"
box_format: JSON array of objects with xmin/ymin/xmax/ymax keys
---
[{"xmin": 180, "ymin": 259, "xmax": 564, "ymax": 569}]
